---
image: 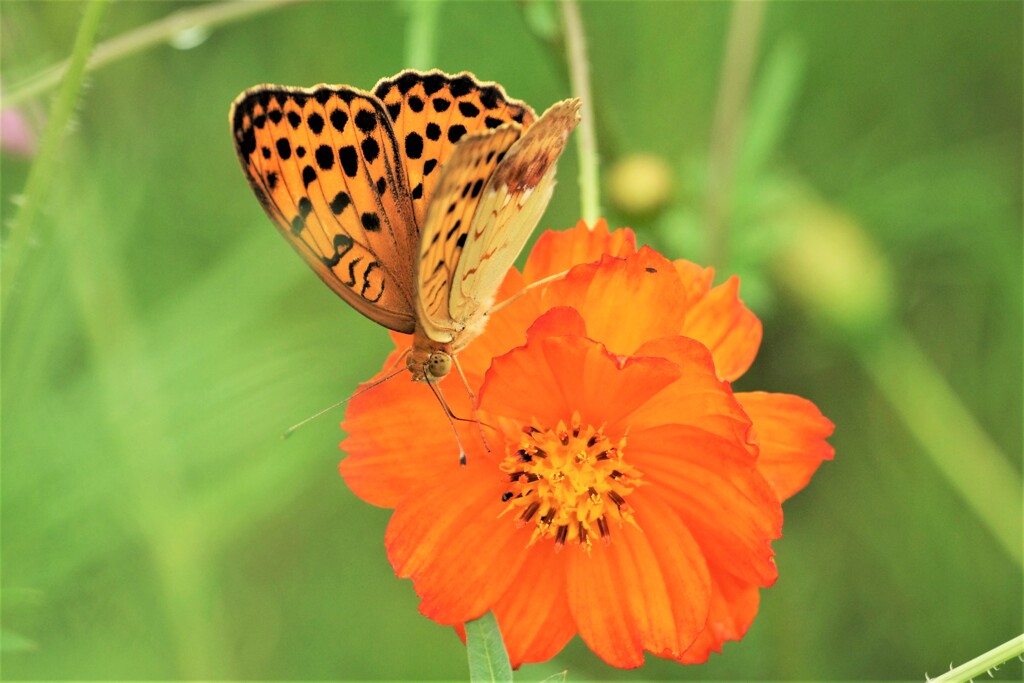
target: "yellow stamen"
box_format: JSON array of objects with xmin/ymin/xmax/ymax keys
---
[{"xmin": 498, "ymin": 411, "xmax": 643, "ymax": 553}]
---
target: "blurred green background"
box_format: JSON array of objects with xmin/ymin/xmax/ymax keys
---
[{"xmin": 2, "ymin": 1, "xmax": 1020, "ymax": 680}]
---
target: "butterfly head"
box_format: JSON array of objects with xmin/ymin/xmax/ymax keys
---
[{"xmin": 407, "ymin": 346, "xmax": 454, "ymax": 383}]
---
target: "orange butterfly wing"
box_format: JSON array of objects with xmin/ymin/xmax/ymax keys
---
[
  {"xmin": 372, "ymin": 70, "xmax": 537, "ymax": 227},
  {"xmin": 230, "ymin": 85, "xmax": 418, "ymax": 333}
]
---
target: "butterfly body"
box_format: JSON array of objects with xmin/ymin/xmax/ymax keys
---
[{"xmin": 230, "ymin": 70, "xmax": 580, "ymax": 383}]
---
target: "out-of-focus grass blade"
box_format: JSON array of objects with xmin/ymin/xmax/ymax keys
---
[
  {"xmin": 0, "ymin": 630, "xmax": 38, "ymax": 653},
  {"xmin": 466, "ymin": 611, "xmax": 513, "ymax": 683},
  {"xmin": 737, "ymin": 36, "xmax": 805, "ymax": 184}
]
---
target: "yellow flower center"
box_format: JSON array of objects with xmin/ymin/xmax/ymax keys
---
[{"xmin": 499, "ymin": 411, "xmax": 643, "ymax": 552}]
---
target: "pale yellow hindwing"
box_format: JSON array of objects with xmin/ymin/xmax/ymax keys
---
[
  {"xmin": 448, "ymin": 99, "xmax": 582, "ymax": 349},
  {"xmin": 415, "ymin": 124, "xmax": 525, "ymax": 343}
]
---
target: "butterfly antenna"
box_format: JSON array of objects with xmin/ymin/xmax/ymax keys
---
[
  {"xmin": 453, "ymin": 355, "xmax": 491, "ymax": 453},
  {"xmin": 488, "ymin": 267, "xmax": 573, "ymax": 316},
  {"xmin": 282, "ymin": 365, "xmax": 407, "ymax": 439},
  {"xmin": 427, "ymin": 380, "xmax": 470, "ymax": 466}
]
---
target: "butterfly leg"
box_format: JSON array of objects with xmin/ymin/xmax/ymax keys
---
[
  {"xmin": 486, "ymin": 267, "xmax": 573, "ymax": 317},
  {"xmin": 453, "ymin": 355, "xmax": 492, "ymax": 454},
  {"xmin": 426, "ymin": 379, "xmax": 470, "ymax": 466}
]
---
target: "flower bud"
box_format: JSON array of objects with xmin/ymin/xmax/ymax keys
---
[
  {"xmin": 772, "ymin": 200, "xmax": 894, "ymax": 336},
  {"xmin": 606, "ymin": 153, "xmax": 673, "ymax": 216}
]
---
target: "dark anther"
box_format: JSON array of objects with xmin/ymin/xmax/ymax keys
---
[
  {"xmin": 501, "ymin": 491, "xmax": 514, "ymax": 502},
  {"xmin": 596, "ymin": 450, "xmax": 610, "ymax": 460},
  {"xmin": 608, "ymin": 491, "xmax": 626, "ymax": 508},
  {"xmin": 597, "ymin": 517, "xmax": 610, "ymax": 538},
  {"xmin": 517, "ymin": 449, "xmax": 533, "ymax": 462},
  {"xmin": 560, "ymin": 433, "xmax": 569, "ymax": 446},
  {"xmin": 533, "ymin": 448, "xmax": 548, "ymax": 459},
  {"xmin": 578, "ymin": 523, "xmax": 588, "ymax": 544},
  {"xmin": 587, "ymin": 435, "xmax": 599, "ymax": 447},
  {"xmin": 555, "ymin": 525, "xmax": 568, "ymax": 546},
  {"xmin": 521, "ymin": 501, "xmax": 540, "ymax": 522},
  {"xmin": 609, "ymin": 470, "xmax": 623, "ymax": 479},
  {"xmin": 540, "ymin": 510, "xmax": 556, "ymax": 526}
]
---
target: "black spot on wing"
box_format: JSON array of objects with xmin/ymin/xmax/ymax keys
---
[
  {"xmin": 330, "ymin": 109, "xmax": 348, "ymax": 133},
  {"xmin": 361, "ymin": 137, "xmax": 380, "ymax": 163},
  {"xmin": 355, "ymin": 109, "xmax": 377, "ymax": 133},
  {"xmin": 307, "ymin": 112, "xmax": 324, "ymax": 135},
  {"xmin": 276, "ymin": 138, "xmax": 291, "ymax": 160},
  {"xmin": 405, "ymin": 132, "xmax": 424, "ymax": 159},
  {"xmin": 361, "ymin": 212, "xmax": 381, "ymax": 231},
  {"xmin": 330, "ymin": 191, "xmax": 351, "ymax": 214},
  {"xmin": 338, "ymin": 146, "xmax": 358, "ymax": 176},
  {"xmin": 448, "ymin": 124, "xmax": 467, "ymax": 143},
  {"xmin": 302, "ymin": 165, "xmax": 317, "ymax": 187},
  {"xmin": 315, "ymin": 144, "xmax": 334, "ymax": 170}
]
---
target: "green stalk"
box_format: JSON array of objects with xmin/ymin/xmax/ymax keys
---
[
  {"xmin": 1, "ymin": 0, "xmax": 109, "ymax": 318},
  {"xmin": 560, "ymin": 0, "xmax": 600, "ymax": 225},
  {"xmin": 857, "ymin": 330, "xmax": 1022, "ymax": 567},
  {"xmin": 705, "ymin": 0, "xmax": 766, "ymax": 266},
  {"xmin": 404, "ymin": 0, "xmax": 441, "ymax": 70},
  {"xmin": 929, "ymin": 633, "xmax": 1024, "ymax": 683},
  {"xmin": 2, "ymin": 0, "xmax": 302, "ymax": 110}
]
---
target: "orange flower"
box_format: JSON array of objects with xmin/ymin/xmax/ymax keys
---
[{"xmin": 340, "ymin": 220, "xmax": 834, "ymax": 668}]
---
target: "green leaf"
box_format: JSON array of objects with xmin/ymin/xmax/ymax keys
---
[{"xmin": 465, "ymin": 611, "xmax": 513, "ymax": 683}]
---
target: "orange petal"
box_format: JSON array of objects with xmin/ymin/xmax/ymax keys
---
[
  {"xmin": 486, "ymin": 547, "xmax": 576, "ymax": 667},
  {"xmin": 679, "ymin": 271, "xmax": 763, "ymax": 382},
  {"xmin": 567, "ymin": 492, "xmax": 711, "ymax": 668},
  {"xmin": 523, "ymin": 219, "xmax": 636, "ymax": 284},
  {"xmin": 626, "ymin": 336, "xmax": 753, "ymax": 446},
  {"xmin": 385, "ymin": 473, "xmax": 530, "ymax": 624},
  {"xmin": 480, "ymin": 333, "xmax": 681, "ymax": 435},
  {"xmin": 678, "ymin": 570, "xmax": 760, "ymax": 663},
  {"xmin": 524, "ymin": 306, "xmax": 588, "ymax": 339},
  {"xmin": 545, "ymin": 247, "xmax": 686, "ymax": 356},
  {"xmin": 630, "ymin": 424, "xmax": 782, "ymax": 586},
  {"xmin": 674, "ymin": 259, "xmax": 714, "ymax": 296},
  {"xmin": 340, "ymin": 364, "xmax": 481, "ymax": 507},
  {"xmin": 736, "ymin": 391, "xmax": 835, "ymax": 501}
]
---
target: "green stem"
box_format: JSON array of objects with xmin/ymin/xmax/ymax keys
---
[
  {"xmin": 705, "ymin": 0, "xmax": 766, "ymax": 266},
  {"xmin": 856, "ymin": 329, "xmax": 1022, "ymax": 567},
  {"xmin": 1, "ymin": 0, "xmax": 109, "ymax": 317},
  {"xmin": 929, "ymin": 633, "xmax": 1024, "ymax": 683},
  {"xmin": 404, "ymin": 0, "xmax": 441, "ymax": 70},
  {"xmin": 560, "ymin": 0, "xmax": 600, "ymax": 225},
  {"xmin": 2, "ymin": 0, "xmax": 302, "ymax": 110}
]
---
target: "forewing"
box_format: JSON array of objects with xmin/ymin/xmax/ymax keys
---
[
  {"xmin": 449, "ymin": 99, "xmax": 582, "ymax": 347},
  {"xmin": 230, "ymin": 84, "xmax": 418, "ymax": 332},
  {"xmin": 415, "ymin": 125, "xmax": 525, "ymax": 343},
  {"xmin": 373, "ymin": 70, "xmax": 537, "ymax": 228}
]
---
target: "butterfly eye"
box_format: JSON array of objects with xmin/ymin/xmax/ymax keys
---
[{"xmin": 428, "ymin": 352, "xmax": 453, "ymax": 379}]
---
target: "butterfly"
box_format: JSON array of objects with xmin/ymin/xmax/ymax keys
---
[{"xmin": 230, "ymin": 70, "xmax": 580, "ymax": 385}]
